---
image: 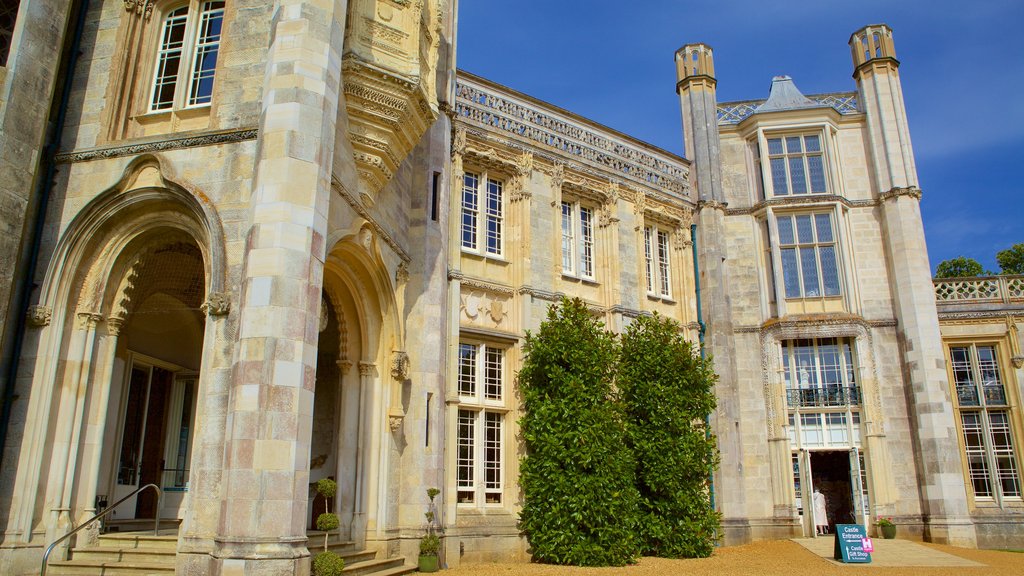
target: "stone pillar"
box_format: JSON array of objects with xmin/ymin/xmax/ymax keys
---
[
  {"xmin": 75, "ymin": 316, "xmax": 124, "ymax": 545},
  {"xmin": 851, "ymin": 24, "xmax": 975, "ymax": 546},
  {"xmin": 210, "ymin": 1, "xmax": 348, "ymax": 573},
  {"xmin": 178, "ymin": 293, "xmax": 233, "ymax": 571},
  {"xmin": 44, "ymin": 312, "xmax": 101, "ymax": 551},
  {"xmin": 675, "ymin": 43, "xmax": 748, "ymax": 544}
]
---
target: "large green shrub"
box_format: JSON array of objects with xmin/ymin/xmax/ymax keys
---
[
  {"xmin": 619, "ymin": 314, "xmax": 720, "ymax": 558},
  {"xmin": 518, "ymin": 298, "xmax": 640, "ymax": 566}
]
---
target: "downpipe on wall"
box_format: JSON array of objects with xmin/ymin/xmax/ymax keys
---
[{"xmin": 691, "ymin": 223, "xmax": 718, "ymax": 546}]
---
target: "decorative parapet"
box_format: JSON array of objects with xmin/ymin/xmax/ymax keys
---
[
  {"xmin": 717, "ymin": 92, "xmax": 860, "ymax": 125},
  {"xmin": 934, "ymin": 275, "xmax": 1024, "ymax": 306},
  {"xmin": 454, "ymin": 74, "xmax": 689, "ymax": 198}
]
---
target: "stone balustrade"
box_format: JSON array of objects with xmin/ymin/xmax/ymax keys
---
[
  {"xmin": 454, "ymin": 75, "xmax": 689, "ymax": 197},
  {"xmin": 933, "ymin": 275, "xmax": 1024, "ymax": 306}
]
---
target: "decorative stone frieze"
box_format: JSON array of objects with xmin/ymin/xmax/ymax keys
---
[
  {"xmin": 725, "ymin": 194, "xmax": 876, "ymax": 216},
  {"xmin": 455, "ymin": 75, "xmax": 688, "ymax": 198},
  {"xmin": 202, "ymin": 292, "xmax": 231, "ymax": 316},
  {"xmin": 54, "ymin": 129, "xmax": 259, "ymax": 164},
  {"xmin": 26, "ymin": 305, "xmax": 52, "ymax": 327}
]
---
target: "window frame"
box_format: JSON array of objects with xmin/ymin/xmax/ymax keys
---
[
  {"xmin": 560, "ymin": 200, "xmax": 596, "ymax": 281},
  {"xmin": 762, "ymin": 132, "xmax": 828, "ymax": 197},
  {"xmin": 455, "ymin": 340, "xmax": 508, "ymax": 507},
  {"xmin": 460, "ymin": 170, "xmax": 505, "ymax": 259},
  {"xmin": 643, "ymin": 224, "xmax": 673, "ymax": 299},
  {"xmin": 148, "ymin": 0, "xmax": 225, "ymax": 113},
  {"xmin": 947, "ymin": 342, "xmax": 1022, "ymax": 505},
  {"xmin": 773, "ymin": 211, "xmax": 842, "ymax": 300}
]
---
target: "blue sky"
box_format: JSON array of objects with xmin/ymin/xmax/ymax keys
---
[{"xmin": 456, "ymin": 0, "xmax": 1023, "ymax": 274}]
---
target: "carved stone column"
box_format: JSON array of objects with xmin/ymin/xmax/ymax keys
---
[{"xmin": 76, "ymin": 316, "xmax": 125, "ymax": 546}]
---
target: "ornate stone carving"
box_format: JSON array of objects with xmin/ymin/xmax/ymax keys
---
[
  {"xmin": 332, "ymin": 177, "xmax": 412, "ymax": 264},
  {"xmin": 75, "ymin": 312, "xmax": 103, "ymax": 331},
  {"xmin": 391, "ymin": 351, "xmax": 411, "ymax": 381},
  {"xmin": 26, "ymin": 305, "xmax": 52, "ymax": 327},
  {"xmin": 550, "ymin": 163, "xmax": 564, "ymax": 192},
  {"xmin": 389, "ymin": 412, "xmax": 404, "ymax": 432},
  {"xmin": 697, "ymin": 199, "xmax": 728, "ymax": 212},
  {"xmin": 106, "ymin": 317, "xmax": 125, "ymax": 338},
  {"xmin": 396, "ymin": 262, "xmax": 410, "ymax": 286},
  {"xmin": 452, "ymin": 126, "xmax": 467, "ymax": 158},
  {"xmin": 879, "ymin": 186, "xmax": 923, "ymax": 202},
  {"xmin": 673, "ymin": 226, "xmax": 692, "ymax": 250},
  {"xmin": 123, "ymin": 0, "xmax": 154, "ymax": 18},
  {"xmin": 337, "ymin": 360, "xmax": 353, "ymax": 374},
  {"xmin": 358, "ymin": 362, "xmax": 376, "ymax": 377},
  {"xmin": 342, "ymin": 0, "xmax": 441, "ymax": 196},
  {"xmin": 202, "ymin": 292, "xmax": 231, "ymax": 316},
  {"xmin": 460, "ymin": 290, "xmax": 510, "ymax": 328}
]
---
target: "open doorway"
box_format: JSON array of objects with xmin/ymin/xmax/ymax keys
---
[{"xmin": 809, "ymin": 451, "xmax": 855, "ymax": 532}]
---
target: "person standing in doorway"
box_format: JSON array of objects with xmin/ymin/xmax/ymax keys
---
[{"xmin": 813, "ymin": 487, "xmax": 829, "ymax": 535}]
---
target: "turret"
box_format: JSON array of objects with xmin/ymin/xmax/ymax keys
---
[
  {"xmin": 849, "ymin": 24, "xmax": 917, "ymax": 192},
  {"xmin": 674, "ymin": 43, "xmax": 723, "ymax": 203}
]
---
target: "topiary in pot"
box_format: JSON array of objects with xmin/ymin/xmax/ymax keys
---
[
  {"xmin": 418, "ymin": 487, "xmax": 441, "ymax": 572},
  {"xmin": 315, "ymin": 478, "xmax": 339, "ymax": 552},
  {"xmin": 312, "ymin": 550, "xmax": 344, "ymax": 576}
]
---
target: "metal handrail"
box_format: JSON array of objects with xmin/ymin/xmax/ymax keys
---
[{"xmin": 40, "ymin": 483, "xmax": 162, "ymax": 576}]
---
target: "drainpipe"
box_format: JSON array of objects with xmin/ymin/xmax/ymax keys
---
[
  {"xmin": 0, "ymin": 0, "xmax": 90, "ymax": 469},
  {"xmin": 691, "ymin": 223, "xmax": 717, "ymax": 544}
]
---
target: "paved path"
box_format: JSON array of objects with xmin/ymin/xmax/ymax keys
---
[{"xmin": 792, "ymin": 538, "xmax": 985, "ymax": 567}]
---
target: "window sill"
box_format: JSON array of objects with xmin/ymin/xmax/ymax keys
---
[
  {"xmin": 561, "ymin": 273, "xmax": 599, "ymax": 286},
  {"xmin": 647, "ymin": 293, "xmax": 675, "ymax": 304},
  {"xmin": 461, "ymin": 250, "xmax": 509, "ymax": 265}
]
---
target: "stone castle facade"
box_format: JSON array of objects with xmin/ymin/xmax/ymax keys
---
[{"xmin": 0, "ymin": 2, "xmax": 1019, "ymax": 574}]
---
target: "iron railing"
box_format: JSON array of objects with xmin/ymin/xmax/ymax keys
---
[
  {"xmin": 786, "ymin": 385, "xmax": 861, "ymax": 408},
  {"xmin": 40, "ymin": 483, "xmax": 162, "ymax": 576}
]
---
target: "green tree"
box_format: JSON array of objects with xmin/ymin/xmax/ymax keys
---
[
  {"xmin": 619, "ymin": 314, "xmax": 720, "ymax": 558},
  {"xmin": 935, "ymin": 256, "xmax": 985, "ymax": 278},
  {"xmin": 518, "ymin": 298, "xmax": 640, "ymax": 566},
  {"xmin": 996, "ymin": 243, "xmax": 1024, "ymax": 275}
]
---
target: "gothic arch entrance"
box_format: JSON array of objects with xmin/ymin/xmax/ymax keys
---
[
  {"xmin": 312, "ymin": 227, "xmax": 402, "ymax": 548},
  {"xmin": 3, "ymin": 157, "xmax": 227, "ymax": 545}
]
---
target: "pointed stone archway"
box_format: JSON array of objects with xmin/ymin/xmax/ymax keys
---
[
  {"xmin": 316, "ymin": 223, "xmax": 404, "ymax": 551},
  {"xmin": 2, "ymin": 156, "xmax": 227, "ymax": 558}
]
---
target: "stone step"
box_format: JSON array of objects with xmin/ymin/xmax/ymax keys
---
[
  {"xmin": 69, "ymin": 546, "xmax": 176, "ymax": 564},
  {"xmin": 95, "ymin": 532, "xmax": 179, "ymax": 550},
  {"xmin": 357, "ymin": 564, "xmax": 416, "ymax": 576},
  {"xmin": 341, "ymin": 556, "xmax": 407, "ymax": 576},
  {"xmin": 46, "ymin": 559, "xmax": 174, "ymax": 576}
]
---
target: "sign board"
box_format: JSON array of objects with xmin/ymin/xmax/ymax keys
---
[{"xmin": 833, "ymin": 524, "xmax": 872, "ymax": 563}]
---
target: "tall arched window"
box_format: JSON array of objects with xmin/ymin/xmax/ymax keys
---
[{"xmin": 150, "ymin": 1, "xmax": 224, "ymax": 111}]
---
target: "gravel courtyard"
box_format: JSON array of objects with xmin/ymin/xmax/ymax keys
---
[{"xmin": 444, "ymin": 540, "xmax": 1023, "ymax": 575}]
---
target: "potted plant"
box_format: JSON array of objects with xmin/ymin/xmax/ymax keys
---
[
  {"xmin": 418, "ymin": 487, "xmax": 441, "ymax": 572},
  {"xmin": 876, "ymin": 516, "xmax": 896, "ymax": 539},
  {"xmin": 313, "ymin": 478, "xmax": 344, "ymax": 575}
]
